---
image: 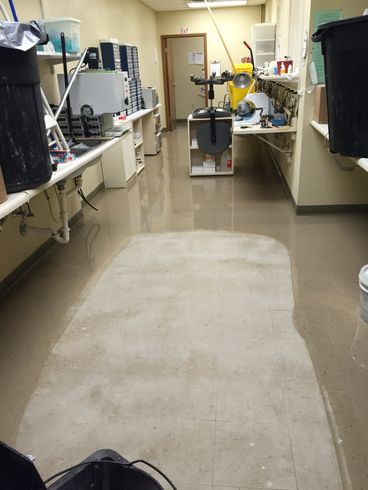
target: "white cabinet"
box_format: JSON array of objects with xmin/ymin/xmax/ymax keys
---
[
  {"xmin": 142, "ymin": 104, "xmax": 162, "ymax": 155},
  {"xmin": 133, "ymin": 117, "xmax": 145, "ymax": 174},
  {"xmin": 187, "ymin": 115, "xmax": 233, "ymax": 177},
  {"xmin": 251, "ymin": 23, "xmax": 276, "ymax": 69},
  {"xmin": 101, "ymin": 122, "xmax": 136, "ymax": 188}
]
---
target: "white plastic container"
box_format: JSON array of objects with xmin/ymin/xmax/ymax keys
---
[
  {"xmin": 43, "ymin": 18, "xmax": 81, "ymax": 54},
  {"xmin": 359, "ymin": 265, "xmax": 368, "ymax": 320},
  {"xmin": 352, "ymin": 265, "xmax": 368, "ymax": 368}
]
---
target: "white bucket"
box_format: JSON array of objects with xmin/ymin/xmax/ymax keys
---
[
  {"xmin": 43, "ymin": 17, "xmax": 81, "ymax": 54},
  {"xmin": 359, "ymin": 264, "xmax": 368, "ymax": 321}
]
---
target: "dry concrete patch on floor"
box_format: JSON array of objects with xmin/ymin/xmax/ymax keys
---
[{"xmin": 16, "ymin": 231, "xmax": 343, "ymax": 489}]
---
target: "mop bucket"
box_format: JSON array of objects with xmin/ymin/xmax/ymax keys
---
[{"xmin": 0, "ymin": 442, "xmax": 175, "ymax": 489}]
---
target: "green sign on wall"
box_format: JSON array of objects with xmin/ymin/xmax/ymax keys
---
[{"xmin": 312, "ymin": 9, "xmax": 343, "ymax": 83}]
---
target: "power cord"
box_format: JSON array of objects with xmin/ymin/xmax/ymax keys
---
[
  {"xmin": 43, "ymin": 458, "xmax": 177, "ymax": 489},
  {"xmin": 78, "ymin": 189, "xmax": 98, "ymax": 211},
  {"xmin": 44, "ymin": 190, "xmax": 60, "ymax": 224}
]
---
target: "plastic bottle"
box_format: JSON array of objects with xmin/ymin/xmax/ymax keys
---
[{"xmin": 280, "ymin": 62, "xmax": 286, "ymax": 75}]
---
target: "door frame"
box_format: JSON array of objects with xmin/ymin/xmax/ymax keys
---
[{"xmin": 161, "ymin": 33, "xmax": 208, "ymax": 131}]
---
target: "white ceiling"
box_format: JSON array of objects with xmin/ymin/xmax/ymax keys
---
[{"xmin": 140, "ymin": 0, "xmax": 266, "ymax": 12}]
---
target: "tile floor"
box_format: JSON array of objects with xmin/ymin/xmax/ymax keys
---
[
  {"xmin": 1, "ymin": 124, "xmax": 368, "ymax": 488},
  {"xmin": 14, "ymin": 232, "xmax": 341, "ymax": 489}
]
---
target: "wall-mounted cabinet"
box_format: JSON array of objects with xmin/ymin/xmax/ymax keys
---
[{"xmin": 251, "ymin": 23, "xmax": 276, "ymax": 69}]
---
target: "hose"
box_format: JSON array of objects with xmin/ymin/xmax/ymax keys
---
[{"xmin": 78, "ymin": 189, "xmax": 98, "ymax": 211}]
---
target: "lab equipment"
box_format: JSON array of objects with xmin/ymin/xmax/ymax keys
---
[
  {"xmin": 120, "ymin": 44, "xmax": 142, "ymax": 115},
  {"xmin": 86, "ymin": 47, "xmax": 100, "ymax": 69},
  {"xmin": 120, "ymin": 44, "xmax": 139, "ymax": 78},
  {"xmin": 236, "ymin": 92, "xmax": 274, "ymax": 125},
  {"xmin": 100, "ymin": 39, "xmax": 121, "ymax": 70},
  {"xmin": 142, "ymin": 87, "xmax": 159, "ymax": 109},
  {"xmin": 58, "ymin": 71, "xmax": 130, "ymax": 115},
  {"xmin": 191, "ymin": 74, "xmax": 232, "ymax": 155}
]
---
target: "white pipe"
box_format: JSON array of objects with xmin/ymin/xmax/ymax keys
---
[
  {"xmin": 39, "ymin": 0, "xmax": 46, "ymax": 18},
  {"xmin": 19, "ymin": 178, "xmax": 81, "ymax": 244},
  {"xmin": 53, "ymin": 183, "xmax": 70, "ymax": 244},
  {"xmin": 204, "ymin": 0, "xmax": 235, "ymax": 70},
  {"xmin": 0, "ymin": 1, "xmax": 11, "ymax": 20},
  {"xmin": 255, "ymin": 134, "xmax": 293, "ymax": 153}
]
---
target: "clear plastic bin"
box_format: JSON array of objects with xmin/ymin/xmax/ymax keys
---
[{"xmin": 43, "ymin": 17, "xmax": 81, "ymax": 53}]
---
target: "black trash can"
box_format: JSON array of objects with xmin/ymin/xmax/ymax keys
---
[
  {"xmin": 0, "ymin": 442, "xmax": 170, "ymax": 490},
  {"xmin": 312, "ymin": 15, "xmax": 368, "ymax": 157},
  {"xmin": 0, "ymin": 43, "xmax": 52, "ymax": 193}
]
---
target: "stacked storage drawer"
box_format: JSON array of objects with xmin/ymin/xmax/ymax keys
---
[
  {"xmin": 58, "ymin": 111, "xmax": 113, "ymax": 139},
  {"xmin": 120, "ymin": 44, "xmax": 142, "ymax": 115},
  {"xmin": 100, "ymin": 41, "xmax": 121, "ymax": 71}
]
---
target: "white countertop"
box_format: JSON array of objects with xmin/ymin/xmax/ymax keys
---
[
  {"xmin": 0, "ymin": 137, "xmax": 121, "ymax": 221},
  {"xmin": 233, "ymin": 123, "xmax": 296, "ymax": 135}
]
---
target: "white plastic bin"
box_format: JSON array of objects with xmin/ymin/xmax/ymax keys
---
[
  {"xmin": 352, "ymin": 265, "xmax": 368, "ymax": 369},
  {"xmin": 43, "ymin": 18, "xmax": 81, "ymax": 54}
]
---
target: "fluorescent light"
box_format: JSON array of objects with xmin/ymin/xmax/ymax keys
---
[{"xmin": 187, "ymin": 1, "xmax": 247, "ymax": 8}]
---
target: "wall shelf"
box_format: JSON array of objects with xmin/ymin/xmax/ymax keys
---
[
  {"xmin": 37, "ymin": 52, "xmax": 80, "ymax": 64},
  {"xmin": 0, "ymin": 137, "xmax": 121, "ymax": 221},
  {"xmin": 258, "ymin": 74, "xmax": 299, "ymax": 83},
  {"xmin": 310, "ymin": 120, "xmax": 368, "ymax": 173}
]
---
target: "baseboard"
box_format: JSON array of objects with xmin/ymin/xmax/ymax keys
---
[
  {"xmin": 0, "ymin": 183, "xmax": 104, "ymax": 298},
  {"xmin": 266, "ymin": 146, "xmax": 368, "ymax": 215},
  {"xmin": 296, "ymin": 204, "xmax": 368, "ymax": 215},
  {"xmin": 84, "ymin": 182, "xmax": 104, "ymax": 201}
]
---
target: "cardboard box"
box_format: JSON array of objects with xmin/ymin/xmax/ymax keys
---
[
  {"xmin": 314, "ymin": 84, "xmax": 328, "ymax": 124},
  {"xmin": 0, "ymin": 167, "xmax": 7, "ymax": 204}
]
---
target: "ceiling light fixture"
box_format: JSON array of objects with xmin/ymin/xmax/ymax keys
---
[{"xmin": 187, "ymin": 1, "xmax": 247, "ymax": 9}]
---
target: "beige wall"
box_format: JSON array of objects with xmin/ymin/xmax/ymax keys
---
[
  {"xmin": 297, "ymin": 0, "xmax": 368, "ymax": 206},
  {"xmin": 157, "ymin": 6, "xmax": 262, "ymax": 126},
  {"xmin": 265, "ymin": 0, "xmax": 290, "ymax": 59},
  {"xmin": 264, "ymin": 0, "xmax": 368, "ymax": 207},
  {"xmin": 263, "ymin": 0, "xmax": 310, "ymax": 202},
  {"xmin": 0, "ymin": 0, "xmax": 160, "ymax": 283}
]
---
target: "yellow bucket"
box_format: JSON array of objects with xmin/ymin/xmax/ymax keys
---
[{"xmin": 228, "ymin": 63, "xmax": 254, "ymax": 110}]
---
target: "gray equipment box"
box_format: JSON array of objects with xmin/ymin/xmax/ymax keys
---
[
  {"xmin": 142, "ymin": 87, "xmax": 158, "ymax": 109},
  {"xmin": 58, "ymin": 71, "xmax": 130, "ymax": 115}
]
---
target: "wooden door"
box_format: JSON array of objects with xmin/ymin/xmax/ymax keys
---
[{"xmin": 165, "ymin": 39, "xmax": 176, "ymax": 131}]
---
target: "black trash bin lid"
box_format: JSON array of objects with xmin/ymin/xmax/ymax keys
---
[{"xmin": 312, "ymin": 14, "xmax": 368, "ymax": 42}]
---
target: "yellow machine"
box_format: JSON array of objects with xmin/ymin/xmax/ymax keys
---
[{"xmin": 228, "ymin": 63, "xmax": 254, "ymax": 110}]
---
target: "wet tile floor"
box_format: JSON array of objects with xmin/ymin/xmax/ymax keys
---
[{"xmin": 1, "ymin": 125, "xmax": 368, "ymax": 488}]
